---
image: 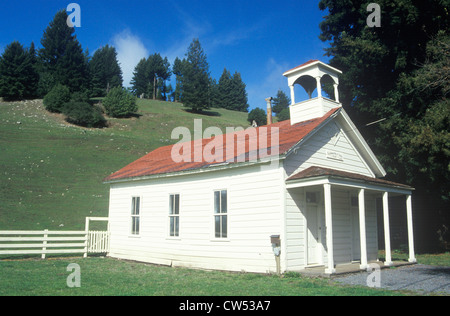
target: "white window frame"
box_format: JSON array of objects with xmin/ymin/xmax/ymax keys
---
[
  {"xmin": 168, "ymin": 193, "xmax": 180, "ymax": 238},
  {"xmin": 213, "ymin": 189, "xmax": 228, "ymax": 239},
  {"xmin": 130, "ymin": 196, "xmax": 141, "ymax": 236}
]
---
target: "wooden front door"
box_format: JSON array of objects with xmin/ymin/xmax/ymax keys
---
[{"xmin": 306, "ymin": 191, "xmax": 320, "ymax": 265}]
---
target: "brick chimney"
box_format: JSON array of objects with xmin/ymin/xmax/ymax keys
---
[{"xmin": 265, "ymin": 97, "xmax": 273, "ymax": 125}]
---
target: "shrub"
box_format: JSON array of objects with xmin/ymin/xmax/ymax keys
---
[
  {"xmin": 247, "ymin": 107, "xmax": 267, "ymax": 126},
  {"xmin": 43, "ymin": 84, "xmax": 71, "ymax": 113},
  {"xmin": 102, "ymin": 87, "xmax": 137, "ymax": 118},
  {"xmin": 62, "ymin": 101, "xmax": 106, "ymax": 128},
  {"xmin": 70, "ymin": 90, "xmax": 91, "ymax": 103}
]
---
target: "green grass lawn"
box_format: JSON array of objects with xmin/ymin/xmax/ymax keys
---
[
  {"xmin": 1, "ymin": 252, "xmax": 449, "ymax": 296},
  {"xmin": 0, "ymin": 257, "xmax": 404, "ymax": 296},
  {"xmin": 0, "ymin": 99, "xmax": 249, "ymax": 230}
]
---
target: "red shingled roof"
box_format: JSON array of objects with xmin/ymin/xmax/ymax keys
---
[{"xmin": 104, "ymin": 107, "xmax": 340, "ymax": 182}]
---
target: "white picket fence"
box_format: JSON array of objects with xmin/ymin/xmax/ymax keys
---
[
  {"xmin": 87, "ymin": 231, "xmax": 110, "ymax": 254},
  {"xmin": 0, "ymin": 218, "xmax": 109, "ymax": 259}
]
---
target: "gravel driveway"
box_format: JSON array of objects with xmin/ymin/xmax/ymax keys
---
[{"xmin": 333, "ymin": 264, "xmax": 450, "ymax": 295}]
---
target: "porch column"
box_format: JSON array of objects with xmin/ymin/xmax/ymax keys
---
[
  {"xmin": 324, "ymin": 183, "xmax": 335, "ymax": 274},
  {"xmin": 316, "ymin": 76, "xmax": 322, "ymax": 98},
  {"xmin": 358, "ymin": 189, "xmax": 368, "ymax": 269},
  {"xmin": 289, "ymin": 85, "xmax": 295, "ymax": 105},
  {"xmin": 382, "ymin": 192, "xmax": 393, "ymax": 266},
  {"xmin": 406, "ymin": 195, "xmax": 417, "ymax": 263},
  {"xmin": 333, "ymin": 83, "xmax": 340, "ymax": 103}
]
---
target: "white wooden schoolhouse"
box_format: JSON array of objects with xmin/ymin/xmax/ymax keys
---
[{"xmin": 104, "ymin": 60, "xmax": 416, "ymax": 274}]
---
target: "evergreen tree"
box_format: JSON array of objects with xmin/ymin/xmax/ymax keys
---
[
  {"xmin": 216, "ymin": 68, "xmax": 249, "ymax": 112},
  {"xmin": 39, "ymin": 9, "xmax": 89, "ymax": 93},
  {"xmin": 89, "ymin": 45, "xmax": 123, "ymax": 97},
  {"xmin": 131, "ymin": 58, "xmax": 148, "ymax": 97},
  {"xmin": 217, "ymin": 68, "xmax": 233, "ymax": 109},
  {"xmin": 172, "ymin": 57, "xmax": 188, "ymax": 102},
  {"xmin": 0, "ymin": 41, "xmax": 39, "ymax": 100},
  {"xmin": 145, "ymin": 53, "xmax": 171, "ymax": 100},
  {"xmin": 271, "ymin": 89, "xmax": 290, "ymax": 116},
  {"xmin": 182, "ymin": 38, "xmax": 211, "ymax": 112},
  {"xmin": 209, "ymin": 78, "xmax": 219, "ymax": 107},
  {"xmin": 230, "ymin": 72, "xmax": 249, "ymax": 112},
  {"xmin": 26, "ymin": 42, "xmax": 39, "ymax": 98},
  {"xmin": 130, "ymin": 53, "xmax": 171, "ymax": 99}
]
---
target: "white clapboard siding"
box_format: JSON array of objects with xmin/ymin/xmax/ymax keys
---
[
  {"xmin": 284, "ymin": 187, "xmax": 379, "ymax": 270},
  {"xmin": 284, "ymin": 121, "xmax": 374, "ymax": 178},
  {"xmin": 285, "ymin": 187, "xmax": 306, "ymax": 270},
  {"xmin": 108, "ymin": 164, "xmax": 284, "ymax": 273}
]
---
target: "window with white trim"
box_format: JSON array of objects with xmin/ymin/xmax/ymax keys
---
[
  {"xmin": 214, "ymin": 190, "xmax": 227, "ymax": 238},
  {"xmin": 169, "ymin": 194, "xmax": 180, "ymax": 237},
  {"xmin": 131, "ymin": 196, "xmax": 140, "ymax": 235}
]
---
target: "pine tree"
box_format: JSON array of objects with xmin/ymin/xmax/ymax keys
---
[
  {"xmin": 230, "ymin": 72, "xmax": 249, "ymax": 112},
  {"xmin": 130, "ymin": 58, "xmax": 148, "ymax": 97},
  {"xmin": 182, "ymin": 39, "xmax": 211, "ymax": 112},
  {"xmin": 39, "ymin": 9, "xmax": 89, "ymax": 93},
  {"xmin": 271, "ymin": 90, "xmax": 290, "ymax": 116},
  {"xmin": 89, "ymin": 45, "xmax": 123, "ymax": 97},
  {"xmin": 216, "ymin": 68, "xmax": 249, "ymax": 112},
  {"xmin": 145, "ymin": 53, "xmax": 171, "ymax": 100},
  {"xmin": 217, "ymin": 68, "xmax": 233, "ymax": 109},
  {"xmin": 172, "ymin": 57, "xmax": 188, "ymax": 102},
  {"xmin": 0, "ymin": 41, "xmax": 39, "ymax": 100},
  {"xmin": 26, "ymin": 42, "xmax": 39, "ymax": 98},
  {"xmin": 130, "ymin": 53, "xmax": 171, "ymax": 99}
]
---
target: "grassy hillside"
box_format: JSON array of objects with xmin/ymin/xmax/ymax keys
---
[{"xmin": 0, "ymin": 99, "xmax": 250, "ymax": 230}]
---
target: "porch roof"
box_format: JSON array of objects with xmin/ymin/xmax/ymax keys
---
[{"xmin": 286, "ymin": 166, "xmax": 414, "ymax": 193}]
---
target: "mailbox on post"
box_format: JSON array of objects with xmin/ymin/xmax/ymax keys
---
[
  {"xmin": 270, "ymin": 235, "xmax": 280, "ymax": 248},
  {"xmin": 270, "ymin": 235, "xmax": 281, "ymax": 274}
]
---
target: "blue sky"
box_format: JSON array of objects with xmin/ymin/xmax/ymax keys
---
[{"xmin": 0, "ymin": 0, "xmax": 330, "ymax": 110}]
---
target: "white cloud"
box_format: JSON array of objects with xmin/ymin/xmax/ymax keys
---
[
  {"xmin": 111, "ymin": 29, "xmax": 149, "ymax": 87},
  {"xmin": 246, "ymin": 58, "xmax": 290, "ymax": 111}
]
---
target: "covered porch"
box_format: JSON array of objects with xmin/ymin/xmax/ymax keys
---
[
  {"xmin": 285, "ymin": 166, "xmax": 416, "ymax": 275},
  {"xmin": 299, "ymin": 260, "xmax": 415, "ymax": 278}
]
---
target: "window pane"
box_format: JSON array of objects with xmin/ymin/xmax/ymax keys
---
[
  {"xmin": 132, "ymin": 217, "xmax": 140, "ymax": 235},
  {"xmin": 175, "ymin": 194, "xmax": 180, "ymax": 215},
  {"xmin": 131, "ymin": 198, "xmax": 136, "ymax": 215},
  {"xmin": 306, "ymin": 192, "xmax": 317, "ymax": 204},
  {"xmin": 214, "ymin": 191, "xmax": 220, "ymax": 214},
  {"xmin": 221, "ymin": 215, "xmax": 227, "ymax": 238},
  {"xmin": 169, "ymin": 195, "xmax": 174, "ymax": 215},
  {"xmin": 135, "ymin": 197, "xmax": 140, "ymax": 215},
  {"xmin": 175, "ymin": 217, "xmax": 179, "ymax": 237},
  {"xmin": 170, "ymin": 216, "xmax": 174, "ymax": 236},
  {"xmin": 215, "ymin": 215, "xmax": 221, "ymax": 237},
  {"xmin": 221, "ymin": 190, "xmax": 227, "ymax": 213}
]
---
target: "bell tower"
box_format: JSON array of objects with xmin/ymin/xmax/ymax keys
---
[{"xmin": 283, "ymin": 60, "xmax": 342, "ymax": 125}]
